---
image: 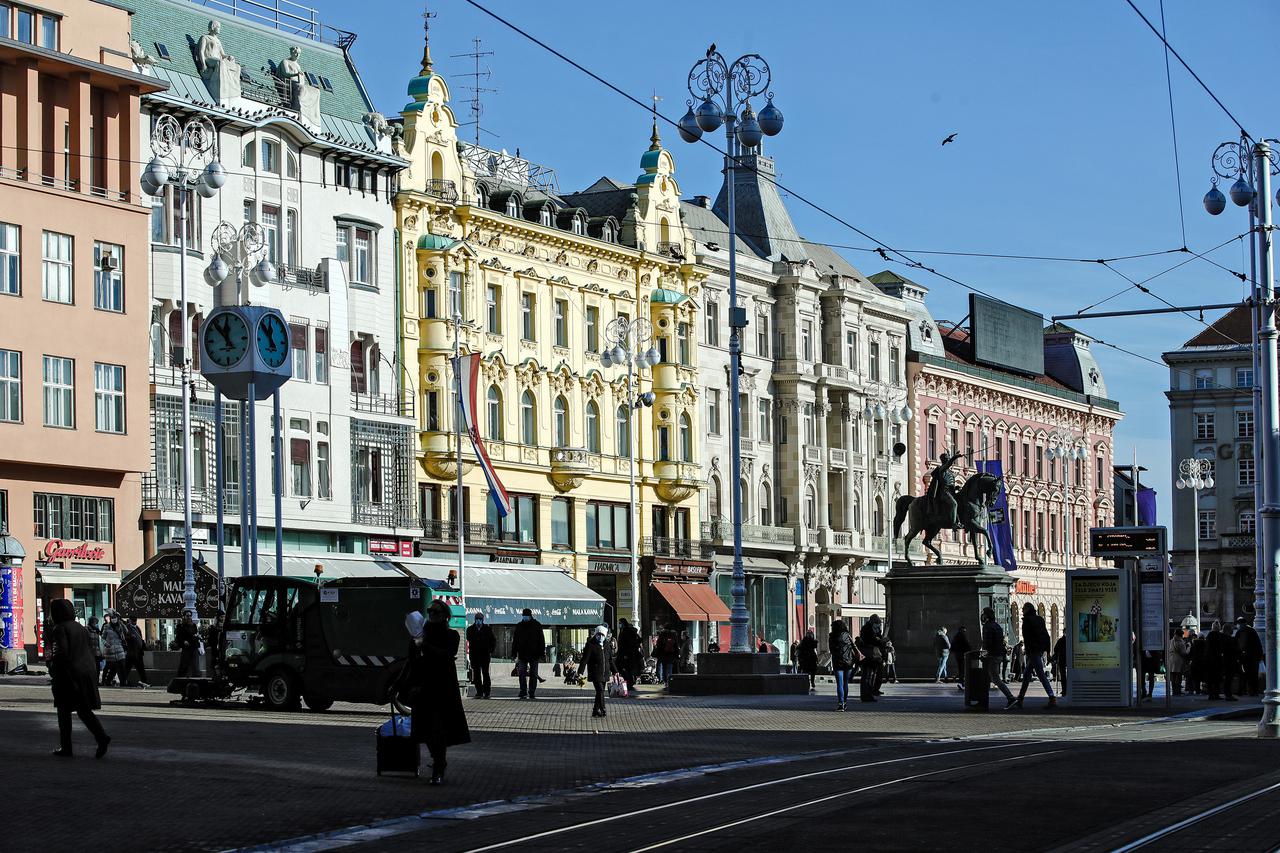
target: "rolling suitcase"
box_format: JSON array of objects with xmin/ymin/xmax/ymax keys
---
[{"xmin": 375, "ymin": 712, "xmax": 419, "ymax": 777}]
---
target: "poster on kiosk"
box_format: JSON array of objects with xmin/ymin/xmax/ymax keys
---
[{"xmin": 1066, "ymin": 568, "xmax": 1133, "ymax": 707}]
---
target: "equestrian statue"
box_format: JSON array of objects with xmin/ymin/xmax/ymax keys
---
[{"xmin": 892, "ymin": 451, "xmax": 1004, "ymax": 567}]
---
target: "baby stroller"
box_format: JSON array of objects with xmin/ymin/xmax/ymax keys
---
[
  {"xmin": 560, "ymin": 652, "xmax": 585, "ymax": 685},
  {"xmin": 637, "ymin": 655, "xmax": 660, "ymax": 685}
]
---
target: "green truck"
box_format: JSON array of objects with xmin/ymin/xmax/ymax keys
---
[{"xmin": 172, "ymin": 573, "xmax": 467, "ymax": 710}]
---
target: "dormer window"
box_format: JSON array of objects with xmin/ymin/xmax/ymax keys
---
[
  {"xmin": 539, "ymin": 207, "xmax": 552, "ymax": 227},
  {"xmin": 572, "ymin": 215, "xmax": 586, "ymax": 236},
  {"xmin": 601, "ymin": 223, "xmax": 615, "ymax": 243},
  {"xmin": 475, "ymin": 184, "xmax": 489, "ymax": 208},
  {"xmin": 505, "ymin": 197, "xmax": 518, "ymax": 217}
]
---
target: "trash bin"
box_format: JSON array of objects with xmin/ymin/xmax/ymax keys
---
[{"xmin": 964, "ymin": 651, "xmax": 988, "ymax": 710}]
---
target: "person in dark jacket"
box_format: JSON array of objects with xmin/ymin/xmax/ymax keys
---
[
  {"xmin": 175, "ymin": 611, "xmax": 201, "ymax": 678},
  {"xmin": 511, "ymin": 608, "xmax": 545, "ymax": 699},
  {"xmin": 100, "ymin": 613, "xmax": 127, "ymax": 686},
  {"xmin": 1187, "ymin": 630, "xmax": 1207, "ymax": 695},
  {"xmin": 47, "ymin": 599, "xmax": 111, "ymax": 758},
  {"xmin": 980, "ymin": 607, "xmax": 1016, "ymax": 708},
  {"xmin": 87, "ymin": 617, "xmax": 104, "ymax": 679},
  {"xmin": 828, "ymin": 620, "xmax": 856, "ymax": 710},
  {"xmin": 1219, "ymin": 623, "xmax": 1240, "ymax": 701},
  {"xmin": 580, "ymin": 625, "xmax": 617, "ymax": 717},
  {"xmin": 465, "ymin": 612, "xmax": 496, "ymax": 699},
  {"xmin": 616, "ymin": 618, "xmax": 642, "ymax": 690},
  {"xmin": 933, "ymin": 627, "xmax": 952, "ymax": 683},
  {"xmin": 951, "ymin": 626, "xmax": 972, "ymax": 691},
  {"xmin": 403, "ymin": 600, "xmax": 471, "ymax": 785},
  {"xmin": 1204, "ymin": 622, "xmax": 1228, "ymax": 700},
  {"xmin": 1236, "ymin": 617, "xmax": 1264, "ymax": 696},
  {"xmin": 1051, "ymin": 634, "xmax": 1067, "ymax": 696},
  {"xmin": 1013, "ymin": 603, "xmax": 1057, "ymax": 709},
  {"xmin": 797, "ymin": 629, "xmax": 819, "ymax": 693},
  {"xmin": 856, "ymin": 615, "xmax": 887, "ymax": 702}
]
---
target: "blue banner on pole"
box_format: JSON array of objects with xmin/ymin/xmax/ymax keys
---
[
  {"xmin": 1136, "ymin": 486, "xmax": 1158, "ymax": 526},
  {"xmin": 976, "ymin": 460, "xmax": 1017, "ymax": 572}
]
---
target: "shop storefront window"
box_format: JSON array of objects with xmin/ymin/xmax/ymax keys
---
[{"xmin": 715, "ymin": 573, "xmax": 790, "ymax": 664}]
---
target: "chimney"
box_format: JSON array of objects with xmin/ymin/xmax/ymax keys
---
[{"xmin": 692, "ymin": 195, "xmax": 711, "ymax": 208}]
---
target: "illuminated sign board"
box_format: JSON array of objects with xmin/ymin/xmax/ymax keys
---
[{"xmin": 1089, "ymin": 526, "xmax": 1167, "ymax": 557}]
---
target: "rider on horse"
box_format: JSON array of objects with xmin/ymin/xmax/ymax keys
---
[{"xmin": 925, "ymin": 451, "xmax": 963, "ymax": 529}]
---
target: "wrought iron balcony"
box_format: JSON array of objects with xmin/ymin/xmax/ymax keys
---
[
  {"xmin": 352, "ymin": 393, "xmax": 414, "ymax": 418},
  {"xmin": 1220, "ymin": 532, "xmax": 1256, "ymax": 550},
  {"xmin": 424, "ymin": 179, "xmax": 459, "ymax": 203},
  {"xmin": 703, "ymin": 519, "xmax": 797, "ymax": 546},
  {"xmin": 141, "ymin": 474, "xmax": 240, "ymax": 514},
  {"xmin": 643, "ymin": 536, "xmax": 714, "ymax": 560},
  {"xmin": 656, "ymin": 241, "xmax": 685, "ymax": 260},
  {"xmin": 420, "ymin": 519, "xmax": 494, "ymax": 545},
  {"xmin": 279, "ymin": 265, "xmax": 328, "ymax": 292}
]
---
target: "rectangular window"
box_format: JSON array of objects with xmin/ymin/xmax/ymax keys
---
[
  {"xmin": 801, "ymin": 320, "xmax": 813, "ymax": 362},
  {"xmin": 286, "ymin": 209, "xmax": 298, "ymax": 268},
  {"xmin": 424, "ymin": 390, "xmax": 440, "ymax": 432},
  {"xmin": 38, "ymin": 14, "xmax": 57, "ymax": 49},
  {"xmin": 658, "ymin": 425, "xmax": 670, "ymax": 461},
  {"xmin": 1239, "ymin": 456, "xmax": 1255, "ymax": 487},
  {"xmin": 317, "ymin": 440, "xmax": 331, "ymax": 499},
  {"xmin": 0, "ymin": 349, "xmax": 20, "ymax": 422},
  {"xmin": 261, "ymin": 204, "xmax": 280, "ymax": 265},
  {"xmin": 1096, "ymin": 456, "xmax": 1105, "ymax": 490},
  {"xmin": 493, "ymin": 493, "xmax": 538, "ymax": 544},
  {"xmin": 889, "ymin": 345, "xmax": 901, "ymax": 384},
  {"xmin": 677, "ymin": 322, "xmax": 690, "ymax": 365},
  {"xmin": 1236, "ymin": 368, "xmax": 1255, "ymax": 388},
  {"xmin": 33, "ymin": 493, "xmax": 114, "ymax": 542},
  {"xmin": 488, "ymin": 285, "xmax": 502, "ymax": 334},
  {"xmin": 1194, "ymin": 412, "xmax": 1214, "ymax": 441},
  {"xmin": 551, "ymin": 497, "xmax": 571, "ymax": 548},
  {"xmin": 521, "ymin": 293, "xmax": 535, "ymax": 341},
  {"xmin": 260, "ymin": 139, "xmax": 279, "ymax": 174},
  {"xmin": 0, "ymin": 222, "xmax": 18, "ymax": 296},
  {"xmin": 758, "ymin": 399, "xmax": 771, "ymax": 443},
  {"xmin": 290, "ymin": 322, "xmax": 309, "ymax": 381},
  {"xmin": 449, "ymin": 271, "xmax": 462, "ymax": 319},
  {"xmin": 706, "ymin": 301, "xmax": 720, "ymax": 347},
  {"xmin": 0, "ymin": 5, "xmax": 10, "ymax": 39},
  {"xmin": 708, "ymin": 389, "xmax": 721, "ymax": 435},
  {"xmin": 756, "ymin": 314, "xmax": 769, "ymax": 357},
  {"xmin": 314, "ymin": 326, "xmax": 328, "ymax": 384},
  {"xmin": 93, "ymin": 362, "xmax": 124, "ymax": 433},
  {"xmin": 1035, "ymin": 446, "xmax": 1044, "ymax": 479},
  {"xmin": 869, "ymin": 341, "xmax": 881, "ymax": 381},
  {"xmin": 1194, "ymin": 369, "xmax": 1214, "ymax": 390},
  {"xmin": 1022, "ymin": 443, "xmax": 1031, "ymax": 478},
  {"xmin": 42, "ymin": 355, "xmax": 73, "ymax": 428},
  {"xmin": 965, "ymin": 429, "xmax": 974, "ymax": 460},
  {"xmin": 846, "ymin": 331, "xmax": 857, "ymax": 371},
  {"xmin": 585, "ymin": 501, "xmax": 630, "ymax": 550},
  {"xmin": 41, "ymin": 231, "xmax": 72, "ymax": 303},
  {"xmin": 335, "ymin": 226, "xmax": 349, "ymax": 263},
  {"xmin": 949, "ymin": 428, "xmax": 959, "ymax": 455},
  {"xmin": 353, "ymin": 228, "xmax": 372, "ymax": 285},
  {"xmin": 1198, "ymin": 510, "xmax": 1216, "ymax": 540},
  {"xmin": 1237, "ymin": 410, "xmax": 1254, "ymax": 438},
  {"xmin": 554, "ymin": 299, "xmax": 568, "ymax": 347},
  {"xmin": 291, "ymin": 438, "xmax": 311, "ymax": 497},
  {"xmin": 16, "ymin": 8, "xmax": 31, "ymax": 43},
  {"xmin": 1241, "ymin": 511, "xmax": 1256, "ymax": 534},
  {"xmin": 423, "ymin": 287, "xmax": 437, "ymax": 320},
  {"xmin": 92, "ymin": 241, "xmax": 124, "ymax": 312},
  {"xmin": 243, "ymin": 198, "xmax": 254, "ymax": 224},
  {"xmin": 585, "ymin": 305, "xmax": 599, "ymax": 352},
  {"xmin": 927, "ymin": 423, "xmax": 937, "ymax": 459},
  {"xmin": 739, "ymin": 393, "xmax": 750, "ymax": 438}
]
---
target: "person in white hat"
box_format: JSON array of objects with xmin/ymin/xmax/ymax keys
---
[{"xmin": 579, "ymin": 625, "xmax": 617, "ymax": 718}]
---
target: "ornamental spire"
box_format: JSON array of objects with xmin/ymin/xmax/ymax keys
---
[
  {"xmin": 649, "ymin": 90, "xmax": 663, "ymax": 152},
  {"xmin": 420, "ymin": 5, "xmax": 436, "ymax": 74}
]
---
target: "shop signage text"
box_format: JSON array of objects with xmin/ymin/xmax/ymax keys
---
[
  {"xmin": 42, "ymin": 540, "xmax": 107, "ymax": 562},
  {"xmin": 1014, "ymin": 580, "xmax": 1037, "ymax": 595}
]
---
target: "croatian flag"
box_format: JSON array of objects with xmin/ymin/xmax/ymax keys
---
[
  {"xmin": 976, "ymin": 459, "xmax": 1017, "ymax": 573},
  {"xmin": 454, "ymin": 353, "xmax": 511, "ymax": 518}
]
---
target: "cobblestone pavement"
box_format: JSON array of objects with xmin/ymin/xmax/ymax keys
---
[{"xmin": 0, "ymin": 675, "xmax": 1263, "ymax": 853}]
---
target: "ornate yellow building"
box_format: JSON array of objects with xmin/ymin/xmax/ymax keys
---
[{"xmin": 392, "ymin": 32, "xmax": 707, "ymax": 643}]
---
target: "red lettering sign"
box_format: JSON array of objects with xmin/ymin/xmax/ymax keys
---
[
  {"xmin": 1014, "ymin": 579, "xmax": 1038, "ymax": 595},
  {"xmin": 42, "ymin": 540, "xmax": 107, "ymax": 562}
]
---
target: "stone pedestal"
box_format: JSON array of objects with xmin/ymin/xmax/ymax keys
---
[
  {"xmin": 202, "ymin": 59, "xmax": 241, "ymax": 104},
  {"xmin": 881, "ymin": 563, "xmax": 1014, "ymax": 680},
  {"xmin": 666, "ymin": 651, "xmax": 810, "ymax": 695}
]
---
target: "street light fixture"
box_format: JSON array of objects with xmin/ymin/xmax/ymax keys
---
[
  {"xmin": 1175, "ymin": 457, "xmax": 1215, "ymax": 635},
  {"xmin": 600, "ymin": 317, "xmax": 659, "ymax": 630},
  {"xmin": 140, "ymin": 114, "xmax": 224, "ymax": 619},
  {"xmin": 860, "ymin": 381, "xmax": 911, "ymax": 573},
  {"xmin": 1044, "ymin": 429, "xmax": 1086, "ymax": 575},
  {"xmin": 676, "ymin": 46, "xmax": 782, "ymax": 653}
]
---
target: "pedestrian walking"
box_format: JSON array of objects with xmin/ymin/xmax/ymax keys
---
[
  {"xmin": 174, "ymin": 611, "xmax": 201, "ymax": 679},
  {"xmin": 1204, "ymin": 623, "xmax": 1227, "ymax": 700},
  {"xmin": 884, "ymin": 641, "xmax": 898, "ymax": 684},
  {"xmin": 933, "ymin": 627, "xmax": 951, "ymax": 683},
  {"xmin": 828, "ymin": 619, "xmax": 855, "ymax": 710},
  {"xmin": 580, "ymin": 625, "xmax": 617, "ymax": 718},
  {"xmin": 952, "ymin": 626, "xmax": 972, "ymax": 691},
  {"xmin": 797, "ymin": 629, "xmax": 818, "ymax": 693},
  {"xmin": 87, "ymin": 617, "xmax": 104, "ymax": 679},
  {"xmin": 655, "ymin": 626, "xmax": 680, "ymax": 684},
  {"xmin": 1219, "ymin": 622, "xmax": 1240, "ymax": 701},
  {"xmin": 679, "ymin": 630, "xmax": 695, "ymax": 674},
  {"xmin": 616, "ymin": 618, "xmax": 642, "ymax": 690},
  {"xmin": 856, "ymin": 615, "xmax": 886, "ymax": 702},
  {"xmin": 402, "ymin": 601, "xmax": 470, "ymax": 785},
  {"xmin": 1010, "ymin": 640, "xmax": 1025, "ymax": 682},
  {"xmin": 119, "ymin": 617, "xmax": 150, "ymax": 688},
  {"xmin": 464, "ymin": 612, "xmax": 495, "ymax": 698},
  {"xmin": 1140, "ymin": 648, "xmax": 1159, "ymax": 699},
  {"xmin": 789, "ymin": 640, "xmax": 800, "ymax": 674},
  {"xmin": 1011, "ymin": 603, "xmax": 1057, "ymax": 709},
  {"xmin": 198, "ymin": 614, "xmax": 220, "ymax": 682},
  {"xmin": 1051, "ymin": 634, "xmax": 1067, "ymax": 694},
  {"xmin": 100, "ymin": 612, "xmax": 127, "ymax": 686},
  {"xmin": 47, "ymin": 598, "xmax": 111, "ymax": 758},
  {"xmin": 1187, "ymin": 630, "xmax": 1207, "ymax": 695},
  {"xmin": 511, "ymin": 608, "xmax": 545, "ymax": 700},
  {"xmin": 1236, "ymin": 617, "xmax": 1264, "ymax": 696},
  {"xmin": 1166, "ymin": 629, "xmax": 1188, "ymax": 696},
  {"xmin": 980, "ymin": 607, "xmax": 1016, "ymax": 708}
]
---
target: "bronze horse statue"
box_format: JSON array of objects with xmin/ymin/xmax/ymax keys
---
[{"xmin": 893, "ymin": 471, "xmax": 1003, "ymax": 566}]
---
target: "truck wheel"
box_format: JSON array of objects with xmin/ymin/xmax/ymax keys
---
[
  {"xmin": 263, "ymin": 669, "xmax": 301, "ymax": 711},
  {"xmin": 304, "ymin": 693, "xmax": 334, "ymax": 712}
]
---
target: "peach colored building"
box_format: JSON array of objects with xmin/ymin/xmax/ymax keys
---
[{"xmin": 0, "ymin": 0, "xmax": 163, "ymax": 652}]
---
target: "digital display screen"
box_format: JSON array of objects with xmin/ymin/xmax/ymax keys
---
[{"xmin": 970, "ymin": 294, "xmax": 1045, "ymax": 376}]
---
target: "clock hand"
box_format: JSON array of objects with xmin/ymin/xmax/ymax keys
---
[{"xmin": 215, "ymin": 317, "xmax": 234, "ymax": 346}]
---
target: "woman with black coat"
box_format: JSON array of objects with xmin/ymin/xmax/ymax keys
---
[
  {"xmin": 403, "ymin": 601, "xmax": 471, "ymax": 785},
  {"xmin": 797, "ymin": 629, "xmax": 819, "ymax": 693},
  {"xmin": 580, "ymin": 625, "xmax": 617, "ymax": 717},
  {"xmin": 857, "ymin": 615, "xmax": 887, "ymax": 702},
  {"xmin": 828, "ymin": 620, "xmax": 856, "ymax": 710},
  {"xmin": 47, "ymin": 598, "xmax": 111, "ymax": 758}
]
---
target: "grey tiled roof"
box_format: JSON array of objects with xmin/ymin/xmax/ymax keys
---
[
  {"xmin": 712, "ymin": 153, "xmax": 807, "ymax": 262},
  {"xmin": 678, "ymin": 200, "xmax": 754, "ymax": 256}
]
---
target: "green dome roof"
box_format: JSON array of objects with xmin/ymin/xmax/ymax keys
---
[
  {"xmin": 407, "ymin": 72, "xmax": 433, "ymax": 100},
  {"xmin": 651, "ymin": 287, "xmax": 686, "ymax": 304},
  {"xmin": 417, "ymin": 233, "xmax": 456, "ymax": 251}
]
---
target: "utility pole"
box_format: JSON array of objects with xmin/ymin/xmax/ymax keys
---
[{"xmin": 1254, "ymin": 141, "xmax": 1279, "ymax": 738}]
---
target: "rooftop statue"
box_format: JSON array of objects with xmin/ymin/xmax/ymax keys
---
[{"xmin": 196, "ymin": 20, "xmax": 235, "ymax": 75}]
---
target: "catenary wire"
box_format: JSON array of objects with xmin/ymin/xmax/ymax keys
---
[{"xmin": 1158, "ymin": 0, "xmax": 1187, "ymax": 247}]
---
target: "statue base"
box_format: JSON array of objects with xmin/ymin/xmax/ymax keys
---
[
  {"xmin": 202, "ymin": 59, "xmax": 242, "ymax": 105},
  {"xmin": 667, "ymin": 652, "xmax": 810, "ymax": 695},
  {"xmin": 881, "ymin": 562, "xmax": 1014, "ymax": 681}
]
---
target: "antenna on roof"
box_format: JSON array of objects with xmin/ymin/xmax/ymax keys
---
[{"xmin": 452, "ymin": 37, "xmax": 498, "ymax": 146}]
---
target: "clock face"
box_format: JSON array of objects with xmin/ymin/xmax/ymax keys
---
[
  {"xmin": 203, "ymin": 311, "xmax": 250, "ymax": 369},
  {"xmin": 256, "ymin": 313, "xmax": 289, "ymax": 370}
]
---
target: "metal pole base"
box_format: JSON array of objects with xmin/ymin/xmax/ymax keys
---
[{"xmin": 1260, "ymin": 695, "xmax": 1280, "ymax": 738}]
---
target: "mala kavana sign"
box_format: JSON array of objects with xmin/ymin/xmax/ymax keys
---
[{"xmin": 116, "ymin": 555, "xmax": 221, "ymax": 619}]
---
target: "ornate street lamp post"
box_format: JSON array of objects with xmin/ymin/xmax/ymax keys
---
[
  {"xmin": 860, "ymin": 381, "xmax": 911, "ymax": 573},
  {"xmin": 676, "ymin": 47, "xmax": 783, "ymax": 653},
  {"xmin": 601, "ymin": 319, "xmax": 659, "ymax": 629},
  {"xmin": 1044, "ymin": 428, "xmax": 1086, "ymax": 574},
  {"xmin": 1175, "ymin": 457, "xmax": 1215, "ymax": 634},
  {"xmin": 140, "ymin": 115, "xmax": 225, "ymax": 618}
]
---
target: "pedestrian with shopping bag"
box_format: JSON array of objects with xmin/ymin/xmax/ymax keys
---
[{"xmin": 580, "ymin": 624, "xmax": 617, "ymax": 718}]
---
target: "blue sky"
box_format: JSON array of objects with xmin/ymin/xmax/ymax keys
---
[{"xmin": 310, "ymin": 0, "xmax": 1279, "ymax": 521}]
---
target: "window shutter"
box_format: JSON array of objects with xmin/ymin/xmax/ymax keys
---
[
  {"xmin": 290, "ymin": 437, "xmax": 309, "ymax": 464},
  {"xmin": 290, "ymin": 323, "xmax": 307, "ymax": 349}
]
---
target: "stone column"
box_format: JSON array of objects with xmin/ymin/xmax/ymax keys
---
[
  {"xmin": 843, "ymin": 398, "xmax": 856, "ymax": 530},
  {"xmin": 816, "ymin": 398, "xmax": 830, "ymax": 529},
  {"xmin": 70, "ymin": 73, "xmax": 91, "ymax": 192}
]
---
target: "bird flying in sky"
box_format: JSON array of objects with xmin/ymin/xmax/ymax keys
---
[{"xmin": 941, "ymin": 133, "xmax": 957, "ymax": 146}]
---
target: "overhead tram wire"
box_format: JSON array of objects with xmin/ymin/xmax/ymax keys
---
[
  {"xmin": 462, "ymin": 0, "xmax": 1253, "ymax": 390},
  {"xmin": 1158, "ymin": 0, "xmax": 1188, "ymax": 247},
  {"xmin": 1075, "ymin": 232, "xmax": 1247, "ymax": 314}
]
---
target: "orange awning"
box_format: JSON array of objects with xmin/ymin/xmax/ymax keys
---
[
  {"xmin": 652, "ymin": 582, "xmax": 704, "ymax": 620},
  {"xmin": 681, "ymin": 583, "xmax": 731, "ymax": 622}
]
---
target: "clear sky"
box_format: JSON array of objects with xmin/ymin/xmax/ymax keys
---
[{"xmin": 307, "ymin": 0, "xmax": 1280, "ymax": 523}]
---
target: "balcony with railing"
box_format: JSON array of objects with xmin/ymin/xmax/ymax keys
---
[
  {"xmin": 703, "ymin": 519, "xmax": 797, "ymax": 547},
  {"xmin": 142, "ymin": 474, "xmax": 240, "ymax": 514},
  {"xmin": 803, "ymin": 445, "xmax": 822, "ymax": 463},
  {"xmin": 654, "ymin": 460, "xmax": 700, "ymax": 503},
  {"xmin": 420, "ymin": 519, "xmax": 494, "ymax": 545},
  {"xmin": 829, "ymin": 448, "xmax": 848, "ymax": 469},
  {"xmin": 815, "ymin": 363, "xmax": 855, "ymax": 385},
  {"xmin": 279, "ymin": 265, "xmax": 328, "ymax": 292},
  {"xmin": 549, "ymin": 447, "xmax": 595, "ymax": 493},
  {"xmin": 424, "ymin": 178, "xmax": 460, "ymax": 203},
  {"xmin": 150, "ymin": 363, "xmax": 214, "ymax": 393},
  {"xmin": 352, "ymin": 393, "xmax": 414, "ymax": 418},
  {"xmin": 1219, "ymin": 531, "xmax": 1256, "ymax": 550},
  {"xmin": 656, "ymin": 241, "xmax": 685, "ymax": 260},
  {"xmin": 643, "ymin": 536, "xmax": 714, "ymax": 560}
]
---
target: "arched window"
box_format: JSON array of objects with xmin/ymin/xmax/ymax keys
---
[
  {"xmin": 505, "ymin": 196, "xmax": 518, "ymax": 217},
  {"xmin": 430, "ymin": 151, "xmax": 444, "ymax": 182},
  {"xmin": 615, "ymin": 404, "xmax": 630, "ymax": 457},
  {"xmin": 851, "ymin": 492, "xmax": 862, "ymax": 531},
  {"xmin": 759, "ymin": 482, "xmax": 772, "ymax": 526},
  {"xmin": 740, "ymin": 477, "xmax": 750, "ymax": 521},
  {"xmin": 585, "ymin": 401, "xmax": 600, "ymax": 453},
  {"xmin": 659, "ymin": 216, "xmax": 671, "ymax": 244},
  {"xmin": 476, "ymin": 184, "xmax": 489, "ymax": 208},
  {"xmin": 572, "ymin": 214, "xmax": 586, "ymax": 236},
  {"xmin": 539, "ymin": 206, "xmax": 553, "ymax": 227},
  {"xmin": 679, "ymin": 413, "xmax": 693, "ymax": 461},
  {"xmin": 349, "ymin": 340, "xmax": 366, "ymax": 393},
  {"xmin": 553, "ymin": 395, "xmax": 568, "ymax": 447},
  {"xmin": 709, "ymin": 475, "xmax": 722, "ymax": 520},
  {"xmin": 805, "ymin": 486, "xmax": 817, "ymax": 530},
  {"xmin": 486, "ymin": 385, "xmax": 503, "ymax": 440},
  {"xmin": 602, "ymin": 222, "xmax": 615, "ymax": 243},
  {"xmin": 874, "ymin": 496, "xmax": 885, "ymax": 536},
  {"xmin": 520, "ymin": 391, "xmax": 536, "ymax": 446}
]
